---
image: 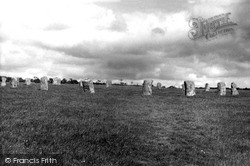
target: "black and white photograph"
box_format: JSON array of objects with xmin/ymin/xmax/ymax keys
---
[{"xmin": 0, "ymin": 0, "xmax": 250, "ymax": 165}]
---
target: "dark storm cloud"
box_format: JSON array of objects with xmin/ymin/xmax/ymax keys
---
[
  {"xmin": 33, "ymin": 29, "xmax": 250, "ymax": 80},
  {"xmin": 3, "ymin": 0, "xmax": 248, "ymax": 83}
]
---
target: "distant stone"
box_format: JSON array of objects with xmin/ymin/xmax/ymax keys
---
[
  {"xmin": 16, "ymin": 77, "xmax": 20, "ymax": 86},
  {"xmin": 25, "ymin": 78, "xmax": 31, "ymax": 85},
  {"xmin": 181, "ymin": 84, "xmax": 185, "ymax": 91},
  {"xmin": 11, "ymin": 77, "xmax": 18, "ymax": 88},
  {"xmin": 142, "ymin": 80, "xmax": 153, "ymax": 95},
  {"xmin": 83, "ymin": 79, "xmax": 95, "ymax": 93},
  {"xmin": 204, "ymin": 83, "xmax": 210, "ymax": 92},
  {"xmin": 53, "ymin": 77, "xmax": 61, "ymax": 85},
  {"xmin": 79, "ymin": 80, "xmax": 83, "ymax": 87},
  {"xmin": 231, "ymin": 82, "xmax": 239, "ymax": 96},
  {"xmin": 157, "ymin": 82, "xmax": 162, "ymax": 89},
  {"xmin": 1, "ymin": 77, "xmax": 6, "ymax": 87},
  {"xmin": 217, "ymin": 82, "xmax": 226, "ymax": 96},
  {"xmin": 106, "ymin": 80, "xmax": 112, "ymax": 87},
  {"xmin": 89, "ymin": 80, "xmax": 95, "ymax": 93},
  {"xmin": 184, "ymin": 81, "xmax": 196, "ymax": 96},
  {"xmin": 57, "ymin": 78, "xmax": 61, "ymax": 85},
  {"xmin": 40, "ymin": 76, "xmax": 48, "ymax": 90}
]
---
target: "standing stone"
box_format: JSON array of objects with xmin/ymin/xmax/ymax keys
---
[
  {"xmin": 142, "ymin": 80, "xmax": 152, "ymax": 95},
  {"xmin": 82, "ymin": 81, "xmax": 89, "ymax": 91},
  {"xmin": 53, "ymin": 77, "xmax": 61, "ymax": 85},
  {"xmin": 217, "ymin": 82, "xmax": 226, "ymax": 96},
  {"xmin": 1, "ymin": 77, "xmax": 6, "ymax": 87},
  {"xmin": 25, "ymin": 78, "xmax": 31, "ymax": 85},
  {"xmin": 40, "ymin": 76, "xmax": 48, "ymax": 90},
  {"xmin": 11, "ymin": 77, "xmax": 18, "ymax": 88},
  {"xmin": 181, "ymin": 84, "xmax": 185, "ymax": 91},
  {"xmin": 106, "ymin": 80, "xmax": 112, "ymax": 87},
  {"xmin": 231, "ymin": 82, "xmax": 239, "ymax": 96},
  {"xmin": 184, "ymin": 81, "xmax": 196, "ymax": 96},
  {"xmin": 57, "ymin": 78, "xmax": 61, "ymax": 85},
  {"xmin": 83, "ymin": 80, "xmax": 95, "ymax": 93},
  {"xmin": 204, "ymin": 83, "xmax": 210, "ymax": 92},
  {"xmin": 79, "ymin": 80, "xmax": 83, "ymax": 87},
  {"xmin": 131, "ymin": 81, "xmax": 134, "ymax": 85},
  {"xmin": 157, "ymin": 82, "xmax": 162, "ymax": 89},
  {"xmin": 16, "ymin": 77, "xmax": 20, "ymax": 86},
  {"xmin": 53, "ymin": 77, "xmax": 57, "ymax": 85},
  {"xmin": 89, "ymin": 80, "xmax": 95, "ymax": 93}
]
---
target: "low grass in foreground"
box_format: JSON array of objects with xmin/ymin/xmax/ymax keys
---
[{"xmin": 1, "ymin": 83, "xmax": 250, "ymax": 166}]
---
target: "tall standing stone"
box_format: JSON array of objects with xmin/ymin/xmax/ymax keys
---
[
  {"xmin": 217, "ymin": 82, "xmax": 226, "ymax": 96},
  {"xmin": 1, "ymin": 77, "xmax": 6, "ymax": 87},
  {"xmin": 184, "ymin": 81, "xmax": 196, "ymax": 96},
  {"xmin": 25, "ymin": 78, "xmax": 31, "ymax": 85},
  {"xmin": 106, "ymin": 80, "xmax": 112, "ymax": 87},
  {"xmin": 204, "ymin": 83, "xmax": 210, "ymax": 92},
  {"xmin": 11, "ymin": 77, "xmax": 18, "ymax": 88},
  {"xmin": 157, "ymin": 82, "xmax": 162, "ymax": 89},
  {"xmin": 57, "ymin": 78, "xmax": 61, "ymax": 85},
  {"xmin": 231, "ymin": 82, "xmax": 239, "ymax": 96},
  {"xmin": 83, "ymin": 80, "xmax": 95, "ymax": 93},
  {"xmin": 79, "ymin": 80, "xmax": 83, "ymax": 87},
  {"xmin": 89, "ymin": 80, "xmax": 95, "ymax": 93},
  {"xmin": 16, "ymin": 77, "xmax": 20, "ymax": 86},
  {"xmin": 40, "ymin": 76, "xmax": 48, "ymax": 90},
  {"xmin": 142, "ymin": 80, "xmax": 153, "ymax": 95},
  {"xmin": 181, "ymin": 84, "xmax": 185, "ymax": 91}
]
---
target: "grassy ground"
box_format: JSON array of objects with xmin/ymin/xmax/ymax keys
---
[{"xmin": 1, "ymin": 83, "xmax": 250, "ymax": 166}]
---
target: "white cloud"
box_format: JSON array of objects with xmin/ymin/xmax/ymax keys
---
[{"xmin": 0, "ymin": 0, "xmax": 249, "ymax": 88}]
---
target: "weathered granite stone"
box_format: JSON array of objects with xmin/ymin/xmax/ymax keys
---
[
  {"xmin": 217, "ymin": 82, "xmax": 226, "ymax": 96},
  {"xmin": 204, "ymin": 83, "xmax": 210, "ymax": 92},
  {"xmin": 157, "ymin": 82, "xmax": 162, "ymax": 89},
  {"xmin": 231, "ymin": 82, "xmax": 239, "ymax": 96},
  {"xmin": 106, "ymin": 80, "xmax": 112, "ymax": 87},
  {"xmin": 182, "ymin": 84, "xmax": 185, "ymax": 91},
  {"xmin": 11, "ymin": 77, "xmax": 18, "ymax": 88},
  {"xmin": 53, "ymin": 77, "xmax": 61, "ymax": 85},
  {"xmin": 83, "ymin": 80, "xmax": 95, "ymax": 93},
  {"xmin": 184, "ymin": 81, "xmax": 196, "ymax": 96},
  {"xmin": 40, "ymin": 76, "xmax": 48, "ymax": 90},
  {"xmin": 1, "ymin": 77, "xmax": 6, "ymax": 87},
  {"xmin": 57, "ymin": 78, "xmax": 61, "ymax": 85},
  {"xmin": 79, "ymin": 80, "xmax": 83, "ymax": 87},
  {"xmin": 142, "ymin": 80, "xmax": 153, "ymax": 95},
  {"xmin": 25, "ymin": 78, "xmax": 31, "ymax": 85},
  {"xmin": 89, "ymin": 80, "xmax": 95, "ymax": 94},
  {"xmin": 16, "ymin": 77, "xmax": 20, "ymax": 86}
]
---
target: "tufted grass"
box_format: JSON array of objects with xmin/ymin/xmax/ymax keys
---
[{"xmin": 1, "ymin": 83, "xmax": 250, "ymax": 165}]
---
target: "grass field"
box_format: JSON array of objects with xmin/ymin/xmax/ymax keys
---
[{"xmin": 1, "ymin": 83, "xmax": 250, "ymax": 166}]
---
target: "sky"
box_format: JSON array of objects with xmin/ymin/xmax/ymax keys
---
[{"xmin": 0, "ymin": 0, "xmax": 250, "ymax": 88}]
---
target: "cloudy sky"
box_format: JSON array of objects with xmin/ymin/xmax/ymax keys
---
[{"xmin": 0, "ymin": 0, "xmax": 250, "ymax": 87}]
